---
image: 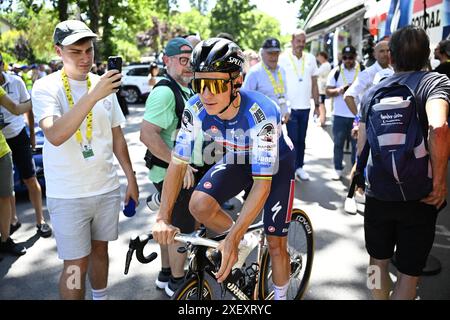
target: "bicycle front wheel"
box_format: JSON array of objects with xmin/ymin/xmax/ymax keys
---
[
  {"xmin": 172, "ymin": 277, "xmax": 214, "ymax": 300},
  {"xmin": 258, "ymin": 208, "xmax": 314, "ymax": 300}
]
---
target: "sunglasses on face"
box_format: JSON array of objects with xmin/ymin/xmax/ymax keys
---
[
  {"xmin": 191, "ymin": 78, "xmax": 232, "ymax": 94},
  {"xmin": 342, "ymin": 55, "xmax": 355, "ymax": 61}
]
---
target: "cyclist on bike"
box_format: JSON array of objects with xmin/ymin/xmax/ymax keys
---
[{"xmin": 152, "ymin": 38, "xmax": 296, "ymax": 300}]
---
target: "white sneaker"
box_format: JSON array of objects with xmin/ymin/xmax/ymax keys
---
[
  {"xmin": 332, "ymin": 169, "xmax": 343, "ymax": 181},
  {"xmin": 295, "ymin": 168, "xmax": 310, "ymax": 181},
  {"xmin": 234, "ymin": 232, "xmax": 259, "ymax": 269}
]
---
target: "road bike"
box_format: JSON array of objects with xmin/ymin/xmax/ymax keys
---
[{"xmin": 124, "ymin": 208, "xmax": 314, "ymax": 300}]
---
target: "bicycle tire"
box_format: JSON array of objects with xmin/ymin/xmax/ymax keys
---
[
  {"xmin": 172, "ymin": 277, "xmax": 214, "ymax": 300},
  {"xmin": 258, "ymin": 208, "xmax": 314, "ymax": 300}
]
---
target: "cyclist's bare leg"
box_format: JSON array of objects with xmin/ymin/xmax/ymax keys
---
[
  {"xmin": 169, "ymin": 242, "xmax": 187, "ymax": 278},
  {"xmin": 189, "ymin": 191, "xmax": 233, "ymax": 234},
  {"xmin": 159, "ymin": 244, "xmax": 170, "ymax": 268},
  {"xmin": 368, "ymin": 257, "xmax": 393, "ymax": 300},
  {"xmin": 267, "ymin": 235, "xmax": 290, "ymax": 286}
]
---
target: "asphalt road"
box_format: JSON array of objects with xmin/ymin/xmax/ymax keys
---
[{"xmin": 1, "ymin": 103, "xmax": 449, "ymax": 300}]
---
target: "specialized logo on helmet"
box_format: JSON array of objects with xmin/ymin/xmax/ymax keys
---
[{"xmin": 228, "ymin": 57, "xmax": 243, "ymax": 67}]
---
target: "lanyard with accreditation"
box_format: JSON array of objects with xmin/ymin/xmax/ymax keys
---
[
  {"xmin": 262, "ymin": 63, "xmax": 287, "ymax": 107},
  {"xmin": 288, "ymin": 52, "xmax": 306, "ymax": 82},
  {"xmin": 61, "ymin": 69, "xmax": 94, "ymax": 160}
]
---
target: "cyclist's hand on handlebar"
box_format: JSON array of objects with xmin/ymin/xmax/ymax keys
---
[
  {"xmin": 216, "ymin": 237, "xmax": 239, "ymax": 283},
  {"xmin": 151, "ymin": 220, "xmax": 180, "ymax": 245},
  {"xmin": 183, "ymin": 165, "xmax": 198, "ymax": 189}
]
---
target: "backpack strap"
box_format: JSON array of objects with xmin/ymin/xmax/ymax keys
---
[
  {"xmin": 145, "ymin": 74, "xmax": 194, "ymax": 170},
  {"xmin": 152, "ymin": 74, "xmax": 194, "ymax": 128},
  {"xmin": 334, "ymin": 67, "xmax": 340, "ymax": 82}
]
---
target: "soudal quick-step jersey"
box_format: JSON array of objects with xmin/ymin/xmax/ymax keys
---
[{"xmin": 173, "ymin": 90, "xmax": 293, "ymax": 179}]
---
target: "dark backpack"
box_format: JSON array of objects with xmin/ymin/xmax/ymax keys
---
[
  {"xmin": 144, "ymin": 74, "xmax": 194, "ymax": 169},
  {"xmin": 363, "ymin": 71, "xmax": 432, "ymax": 201}
]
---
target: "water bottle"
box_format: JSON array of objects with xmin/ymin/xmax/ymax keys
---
[{"xmin": 123, "ymin": 199, "xmax": 136, "ymax": 217}]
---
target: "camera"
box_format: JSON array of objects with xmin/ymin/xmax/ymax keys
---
[{"xmin": 107, "ymin": 56, "xmax": 122, "ymax": 73}]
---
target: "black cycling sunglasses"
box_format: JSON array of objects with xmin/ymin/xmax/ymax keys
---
[{"xmin": 342, "ymin": 55, "xmax": 355, "ymax": 61}]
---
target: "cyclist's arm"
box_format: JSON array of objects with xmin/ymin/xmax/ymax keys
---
[{"xmin": 152, "ymin": 156, "xmax": 188, "ymax": 245}]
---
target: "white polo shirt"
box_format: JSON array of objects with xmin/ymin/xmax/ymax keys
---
[
  {"xmin": 279, "ymin": 50, "xmax": 318, "ymax": 110},
  {"xmin": 32, "ymin": 70, "xmax": 125, "ymax": 199},
  {"xmin": 0, "ymin": 72, "xmax": 30, "ymax": 139}
]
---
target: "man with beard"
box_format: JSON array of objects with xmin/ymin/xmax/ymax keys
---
[{"xmin": 140, "ymin": 37, "xmax": 201, "ymax": 297}]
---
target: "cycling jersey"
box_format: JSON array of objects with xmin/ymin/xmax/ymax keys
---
[{"xmin": 173, "ymin": 90, "xmax": 292, "ymax": 179}]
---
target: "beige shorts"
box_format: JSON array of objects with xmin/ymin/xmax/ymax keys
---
[
  {"xmin": 47, "ymin": 188, "xmax": 121, "ymax": 260},
  {"xmin": 0, "ymin": 152, "xmax": 13, "ymax": 197}
]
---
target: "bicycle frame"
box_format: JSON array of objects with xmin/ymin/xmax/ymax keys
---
[{"xmin": 124, "ymin": 220, "xmax": 267, "ymax": 300}]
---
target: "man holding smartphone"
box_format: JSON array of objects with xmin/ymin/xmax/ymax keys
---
[{"xmin": 32, "ymin": 20, "xmax": 139, "ymax": 300}]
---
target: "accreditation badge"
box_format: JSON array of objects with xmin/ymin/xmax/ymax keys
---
[
  {"xmin": 277, "ymin": 96, "xmax": 286, "ymax": 107},
  {"xmin": 81, "ymin": 144, "xmax": 95, "ymax": 160}
]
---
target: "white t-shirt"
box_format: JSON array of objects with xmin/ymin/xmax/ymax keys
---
[
  {"xmin": 327, "ymin": 64, "xmax": 360, "ymax": 118},
  {"xmin": 32, "ymin": 70, "xmax": 125, "ymax": 199},
  {"xmin": 279, "ymin": 51, "xmax": 319, "ymax": 110},
  {"xmin": 317, "ymin": 61, "xmax": 332, "ymax": 95},
  {"xmin": 344, "ymin": 62, "xmax": 394, "ymax": 104},
  {"xmin": 0, "ymin": 72, "xmax": 30, "ymax": 139}
]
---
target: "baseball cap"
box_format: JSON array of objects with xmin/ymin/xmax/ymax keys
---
[
  {"xmin": 342, "ymin": 45, "xmax": 356, "ymax": 56},
  {"xmin": 262, "ymin": 38, "xmax": 281, "ymax": 52},
  {"xmin": 164, "ymin": 37, "xmax": 193, "ymax": 57},
  {"xmin": 53, "ymin": 20, "xmax": 98, "ymax": 46}
]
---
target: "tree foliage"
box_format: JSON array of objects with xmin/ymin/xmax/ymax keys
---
[
  {"xmin": 209, "ymin": 0, "xmax": 256, "ymax": 47},
  {"xmin": 0, "ymin": 0, "xmax": 286, "ymax": 63}
]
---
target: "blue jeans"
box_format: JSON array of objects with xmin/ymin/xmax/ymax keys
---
[
  {"xmin": 332, "ymin": 115, "xmax": 356, "ymax": 170},
  {"xmin": 286, "ymin": 109, "xmax": 310, "ymax": 169}
]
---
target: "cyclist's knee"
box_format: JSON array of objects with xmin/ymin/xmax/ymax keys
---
[
  {"xmin": 189, "ymin": 192, "xmax": 218, "ymax": 221},
  {"xmin": 267, "ymin": 236, "xmax": 288, "ymax": 257}
]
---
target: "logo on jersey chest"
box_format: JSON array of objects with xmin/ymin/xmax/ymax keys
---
[{"xmin": 250, "ymin": 103, "xmax": 266, "ymax": 124}]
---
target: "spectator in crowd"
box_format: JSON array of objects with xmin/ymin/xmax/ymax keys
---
[
  {"xmin": 0, "ymin": 53, "xmax": 52, "ymax": 238},
  {"xmin": 279, "ymin": 29, "xmax": 320, "ymax": 181},
  {"xmin": 326, "ymin": 45, "xmax": 362, "ymax": 180},
  {"xmin": 243, "ymin": 49, "xmax": 260, "ymax": 79},
  {"xmin": 0, "ymin": 86, "xmax": 32, "ymax": 257},
  {"xmin": 32, "ymin": 19, "xmax": 138, "ymax": 300},
  {"xmin": 147, "ymin": 62, "xmax": 160, "ymax": 87},
  {"xmin": 357, "ymin": 25, "xmax": 449, "ymax": 300},
  {"xmin": 434, "ymin": 39, "xmax": 450, "ymax": 79},
  {"xmin": 140, "ymin": 37, "xmax": 203, "ymax": 297},
  {"xmin": 243, "ymin": 37, "xmax": 290, "ymax": 123},
  {"xmin": 316, "ymin": 51, "xmax": 332, "ymax": 127}
]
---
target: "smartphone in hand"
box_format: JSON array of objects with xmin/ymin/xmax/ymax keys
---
[{"xmin": 107, "ymin": 56, "xmax": 122, "ymax": 73}]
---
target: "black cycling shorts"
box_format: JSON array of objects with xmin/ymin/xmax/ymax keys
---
[
  {"xmin": 7, "ymin": 127, "xmax": 36, "ymax": 180},
  {"xmin": 195, "ymin": 150, "xmax": 296, "ymax": 236},
  {"xmin": 364, "ymin": 196, "xmax": 438, "ymax": 276}
]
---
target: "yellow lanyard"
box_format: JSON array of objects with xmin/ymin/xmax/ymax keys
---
[
  {"xmin": 262, "ymin": 63, "xmax": 285, "ymax": 96},
  {"xmin": 339, "ymin": 63, "xmax": 360, "ymax": 86},
  {"xmin": 61, "ymin": 70, "xmax": 92, "ymax": 144},
  {"xmin": 289, "ymin": 52, "xmax": 305, "ymax": 79}
]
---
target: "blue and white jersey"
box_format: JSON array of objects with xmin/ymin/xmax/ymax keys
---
[{"xmin": 173, "ymin": 90, "xmax": 292, "ymax": 179}]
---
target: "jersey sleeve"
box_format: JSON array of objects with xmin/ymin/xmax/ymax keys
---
[
  {"xmin": 172, "ymin": 99, "xmax": 201, "ymax": 164},
  {"xmin": 249, "ymin": 103, "xmax": 279, "ymax": 179}
]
